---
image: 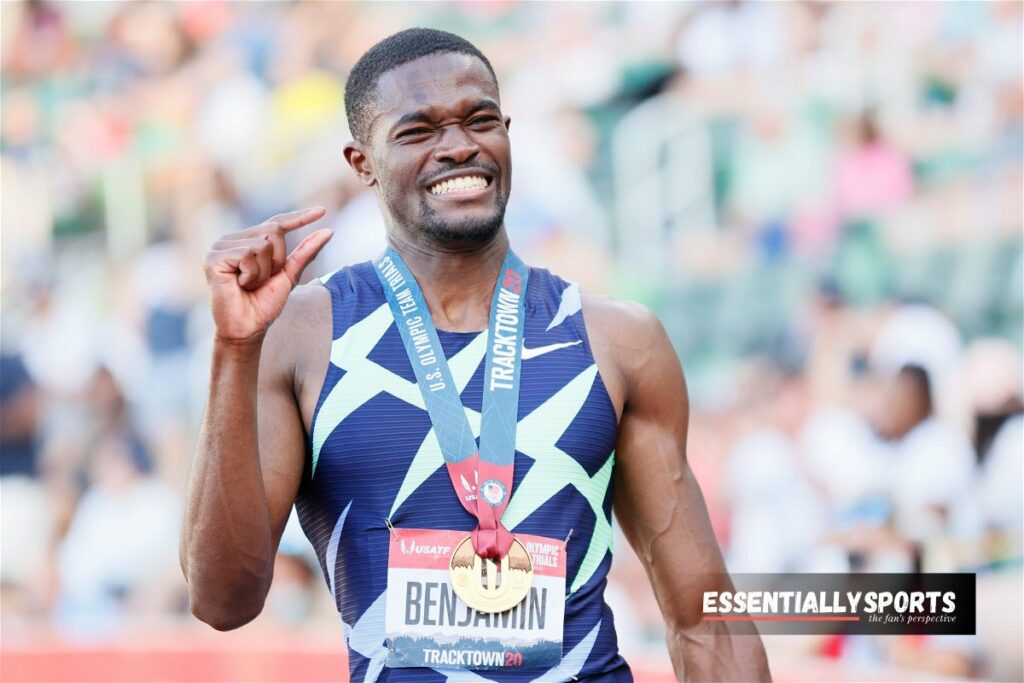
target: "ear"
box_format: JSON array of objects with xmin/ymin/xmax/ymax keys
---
[
  {"xmin": 503, "ymin": 115, "xmax": 511, "ymax": 133},
  {"xmin": 343, "ymin": 142, "xmax": 377, "ymax": 187}
]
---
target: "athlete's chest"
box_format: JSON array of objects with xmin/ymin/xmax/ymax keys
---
[
  {"xmin": 295, "ymin": 299, "xmax": 613, "ymax": 437},
  {"xmin": 307, "ymin": 301, "xmax": 615, "ymax": 481}
]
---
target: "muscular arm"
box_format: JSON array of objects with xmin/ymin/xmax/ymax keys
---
[
  {"xmin": 180, "ymin": 288, "xmax": 325, "ymax": 630},
  {"xmin": 587, "ymin": 297, "xmax": 770, "ymax": 682},
  {"xmin": 180, "ymin": 209, "xmax": 332, "ymax": 631}
]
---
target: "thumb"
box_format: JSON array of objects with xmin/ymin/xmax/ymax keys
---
[{"xmin": 282, "ymin": 228, "xmax": 333, "ymax": 285}]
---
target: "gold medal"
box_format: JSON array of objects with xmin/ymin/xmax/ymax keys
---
[{"xmin": 449, "ymin": 536, "xmax": 533, "ymax": 613}]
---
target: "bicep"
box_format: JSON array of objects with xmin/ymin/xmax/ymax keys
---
[
  {"xmin": 612, "ymin": 315, "xmax": 728, "ymax": 628},
  {"xmin": 256, "ymin": 321, "xmax": 308, "ymax": 550}
]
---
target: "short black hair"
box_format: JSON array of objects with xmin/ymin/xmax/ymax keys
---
[
  {"xmin": 899, "ymin": 364, "xmax": 933, "ymax": 415},
  {"xmin": 344, "ymin": 28, "xmax": 499, "ymax": 144}
]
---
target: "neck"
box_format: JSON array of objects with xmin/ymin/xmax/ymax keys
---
[{"xmin": 386, "ymin": 229, "xmax": 509, "ymax": 332}]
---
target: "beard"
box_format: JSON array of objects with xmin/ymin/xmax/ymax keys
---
[
  {"xmin": 411, "ymin": 189, "xmax": 508, "ymax": 245},
  {"xmin": 380, "ymin": 161, "xmax": 509, "ymax": 246}
]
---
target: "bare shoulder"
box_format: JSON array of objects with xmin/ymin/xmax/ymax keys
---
[
  {"xmin": 276, "ymin": 280, "xmax": 331, "ymax": 328},
  {"xmin": 581, "ymin": 292, "xmax": 676, "ymax": 416},
  {"xmin": 581, "ymin": 293, "xmax": 665, "ymax": 344},
  {"xmin": 264, "ymin": 281, "xmax": 331, "ymax": 353}
]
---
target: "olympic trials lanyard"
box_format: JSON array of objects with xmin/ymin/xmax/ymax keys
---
[{"xmin": 374, "ymin": 247, "xmax": 528, "ymax": 562}]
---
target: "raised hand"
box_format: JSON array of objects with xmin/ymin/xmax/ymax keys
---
[{"xmin": 203, "ymin": 207, "xmax": 332, "ymax": 344}]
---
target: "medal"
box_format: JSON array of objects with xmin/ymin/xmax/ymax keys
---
[
  {"xmin": 449, "ymin": 535, "xmax": 534, "ymax": 613},
  {"xmin": 375, "ymin": 247, "xmax": 532, "ymax": 614}
]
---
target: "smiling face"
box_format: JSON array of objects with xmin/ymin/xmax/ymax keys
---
[{"xmin": 352, "ymin": 52, "xmax": 511, "ymax": 246}]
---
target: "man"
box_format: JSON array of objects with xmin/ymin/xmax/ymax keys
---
[
  {"xmin": 181, "ymin": 28, "xmax": 769, "ymax": 682},
  {"xmin": 876, "ymin": 365, "xmax": 975, "ymax": 543}
]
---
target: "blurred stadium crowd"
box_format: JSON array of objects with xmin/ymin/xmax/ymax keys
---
[{"xmin": 1, "ymin": 2, "xmax": 1021, "ymax": 681}]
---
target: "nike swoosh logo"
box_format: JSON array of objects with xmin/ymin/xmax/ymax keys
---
[{"xmin": 521, "ymin": 340, "xmax": 582, "ymax": 360}]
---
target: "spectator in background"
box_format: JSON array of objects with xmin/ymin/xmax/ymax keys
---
[
  {"xmin": 56, "ymin": 433, "xmax": 181, "ymax": 631},
  {"xmin": 0, "ymin": 352, "xmax": 55, "ymax": 617},
  {"xmin": 0, "ymin": 353, "xmax": 40, "ymax": 479},
  {"xmin": 871, "ymin": 302, "xmax": 965, "ymax": 419},
  {"xmin": 876, "ymin": 364, "xmax": 976, "ymax": 554},
  {"xmin": 958, "ymin": 339, "xmax": 1024, "ymax": 554},
  {"xmin": 975, "ymin": 414, "xmax": 1023, "ymax": 544},
  {"xmin": 723, "ymin": 366, "xmax": 828, "ymax": 572},
  {"xmin": 834, "ymin": 111, "xmax": 914, "ymax": 221},
  {"xmin": 3, "ymin": 0, "xmax": 78, "ymax": 78}
]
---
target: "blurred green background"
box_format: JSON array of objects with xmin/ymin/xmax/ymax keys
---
[{"xmin": 1, "ymin": 2, "xmax": 1021, "ymax": 681}]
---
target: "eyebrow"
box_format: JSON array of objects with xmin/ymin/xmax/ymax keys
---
[{"xmin": 389, "ymin": 98, "xmax": 501, "ymax": 134}]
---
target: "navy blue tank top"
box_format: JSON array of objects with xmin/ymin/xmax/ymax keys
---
[{"xmin": 297, "ymin": 261, "xmax": 633, "ymax": 682}]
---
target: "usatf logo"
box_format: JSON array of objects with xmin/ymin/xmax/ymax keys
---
[
  {"xmin": 399, "ymin": 539, "xmax": 451, "ymax": 557},
  {"xmin": 480, "ymin": 479, "xmax": 506, "ymax": 507}
]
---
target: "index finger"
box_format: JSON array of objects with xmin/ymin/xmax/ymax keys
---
[{"xmin": 264, "ymin": 206, "xmax": 327, "ymax": 232}]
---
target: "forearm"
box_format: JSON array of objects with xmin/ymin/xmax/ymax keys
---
[
  {"xmin": 182, "ymin": 340, "xmax": 274, "ymax": 630},
  {"xmin": 652, "ymin": 476, "xmax": 772, "ymax": 682},
  {"xmin": 668, "ymin": 618, "xmax": 771, "ymax": 682},
  {"xmin": 648, "ymin": 492, "xmax": 771, "ymax": 682},
  {"xmin": 616, "ymin": 420, "xmax": 770, "ymax": 680}
]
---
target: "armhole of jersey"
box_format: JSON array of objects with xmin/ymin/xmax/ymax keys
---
[
  {"xmin": 305, "ymin": 272, "xmax": 340, "ymax": 476},
  {"xmin": 569, "ymin": 286, "xmax": 622, "ymax": 429}
]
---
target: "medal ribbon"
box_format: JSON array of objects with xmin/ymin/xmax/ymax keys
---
[{"xmin": 374, "ymin": 247, "xmax": 529, "ymax": 560}]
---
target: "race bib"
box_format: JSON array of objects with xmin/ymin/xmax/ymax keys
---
[{"xmin": 384, "ymin": 528, "xmax": 566, "ymax": 670}]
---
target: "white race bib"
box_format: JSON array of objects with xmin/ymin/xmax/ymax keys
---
[{"xmin": 384, "ymin": 528, "xmax": 566, "ymax": 670}]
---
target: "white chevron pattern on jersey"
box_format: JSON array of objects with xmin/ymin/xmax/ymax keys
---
[
  {"xmin": 546, "ymin": 281, "xmax": 581, "ymax": 332},
  {"xmin": 313, "ymin": 283, "xmax": 616, "ymax": 682},
  {"xmin": 314, "ymin": 304, "xmax": 615, "ymax": 595}
]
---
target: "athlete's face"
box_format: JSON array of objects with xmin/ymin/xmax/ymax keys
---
[{"xmin": 359, "ymin": 52, "xmax": 511, "ymax": 245}]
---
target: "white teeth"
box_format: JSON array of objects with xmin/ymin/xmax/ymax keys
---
[{"xmin": 430, "ymin": 175, "xmax": 488, "ymax": 195}]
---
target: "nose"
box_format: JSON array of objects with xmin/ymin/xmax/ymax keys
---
[{"xmin": 432, "ymin": 124, "xmax": 480, "ymax": 165}]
